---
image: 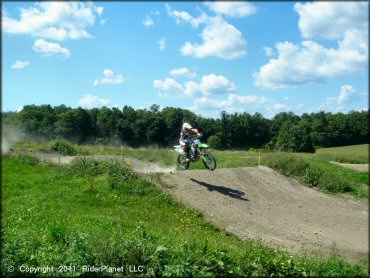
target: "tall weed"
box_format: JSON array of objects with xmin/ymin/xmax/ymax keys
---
[
  {"xmin": 49, "ymin": 138, "xmax": 77, "ymax": 155},
  {"xmin": 264, "ymin": 153, "xmax": 355, "ymax": 194}
]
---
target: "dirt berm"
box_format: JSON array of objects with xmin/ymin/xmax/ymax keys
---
[{"xmin": 158, "ymin": 166, "xmax": 368, "ymax": 262}]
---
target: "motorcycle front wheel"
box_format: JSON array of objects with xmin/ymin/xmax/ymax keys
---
[
  {"xmin": 202, "ymin": 152, "xmax": 217, "ymax": 171},
  {"xmin": 177, "ymin": 154, "xmax": 190, "ymax": 170}
]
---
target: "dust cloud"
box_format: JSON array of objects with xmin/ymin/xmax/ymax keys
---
[
  {"xmin": 2, "ymin": 125, "xmax": 26, "ymax": 154},
  {"xmin": 125, "ymin": 158, "xmax": 176, "ymax": 173}
]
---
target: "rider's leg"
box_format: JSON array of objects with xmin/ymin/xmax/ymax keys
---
[{"xmin": 184, "ymin": 143, "xmax": 190, "ymax": 161}]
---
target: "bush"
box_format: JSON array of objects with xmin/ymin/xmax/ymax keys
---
[
  {"xmin": 67, "ymin": 157, "xmax": 136, "ymax": 189},
  {"xmin": 265, "ymin": 154, "xmax": 355, "ymax": 194},
  {"xmin": 300, "ymin": 164, "xmax": 322, "ymax": 188},
  {"xmin": 106, "ymin": 160, "xmax": 136, "ymax": 189},
  {"xmin": 49, "ymin": 138, "xmax": 77, "ymax": 155},
  {"xmin": 265, "ymin": 153, "xmax": 308, "ymax": 176},
  {"xmin": 317, "ymin": 171, "xmax": 351, "ymax": 193}
]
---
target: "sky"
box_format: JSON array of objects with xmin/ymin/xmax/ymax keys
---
[{"xmin": 2, "ymin": 1, "xmax": 369, "ymax": 118}]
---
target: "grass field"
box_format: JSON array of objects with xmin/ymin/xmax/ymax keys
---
[
  {"xmin": 2, "ymin": 154, "xmax": 367, "ymax": 277},
  {"xmin": 11, "ymin": 141, "xmax": 369, "ymax": 199},
  {"xmin": 313, "ymin": 144, "xmax": 369, "ymax": 164}
]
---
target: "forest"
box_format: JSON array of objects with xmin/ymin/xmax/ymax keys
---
[{"xmin": 2, "ymin": 104, "xmax": 369, "ymax": 153}]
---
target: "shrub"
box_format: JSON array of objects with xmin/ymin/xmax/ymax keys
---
[
  {"xmin": 67, "ymin": 157, "xmax": 136, "ymax": 189},
  {"xmin": 265, "ymin": 153, "xmax": 308, "ymax": 176},
  {"xmin": 318, "ymin": 172, "xmax": 351, "ymax": 193},
  {"xmin": 300, "ymin": 164, "xmax": 322, "ymax": 188},
  {"xmin": 106, "ymin": 160, "xmax": 136, "ymax": 189},
  {"xmin": 49, "ymin": 138, "xmax": 77, "ymax": 155}
]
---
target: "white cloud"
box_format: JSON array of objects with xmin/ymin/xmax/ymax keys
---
[
  {"xmin": 158, "ymin": 38, "xmax": 166, "ymax": 51},
  {"xmin": 294, "ymin": 2, "xmax": 368, "ymax": 40},
  {"xmin": 154, "ymin": 78, "xmax": 183, "ymax": 91},
  {"xmin": 254, "ymin": 2, "xmax": 368, "ymax": 90},
  {"xmin": 166, "ymin": 4, "xmax": 208, "ymax": 28},
  {"xmin": 153, "ymin": 78, "xmax": 185, "ymax": 98},
  {"xmin": 154, "ymin": 74, "xmax": 236, "ymax": 98},
  {"xmin": 192, "ymin": 93, "xmax": 287, "ymax": 116},
  {"xmin": 78, "ymin": 94, "xmax": 110, "ymax": 108},
  {"xmin": 204, "ymin": 2, "xmax": 258, "ymax": 18},
  {"xmin": 192, "ymin": 74, "xmax": 237, "ymax": 96},
  {"xmin": 12, "ymin": 60, "xmax": 30, "ymax": 69},
  {"xmin": 253, "ymin": 30, "xmax": 368, "ymax": 89},
  {"xmin": 2, "ymin": 2, "xmax": 103, "ymax": 41},
  {"xmin": 94, "ymin": 6, "xmax": 104, "ymax": 17},
  {"xmin": 167, "ymin": 5, "xmax": 247, "ymax": 60},
  {"xmin": 169, "ymin": 67, "xmax": 196, "ymax": 78},
  {"xmin": 337, "ymin": 85, "xmax": 357, "ymax": 106},
  {"xmin": 93, "ymin": 69, "xmax": 124, "ymax": 85},
  {"xmin": 320, "ymin": 85, "xmax": 361, "ymax": 112},
  {"xmin": 100, "ymin": 19, "xmax": 107, "ymax": 25},
  {"xmin": 32, "ymin": 39, "xmax": 70, "ymax": 58},
  {"xmin": 180, "ymin": 16, "xmax": 247, "ymax": 60},
  {"xmin": 143, "ymin": 15, "xmax": 154, "ymax": 27}
]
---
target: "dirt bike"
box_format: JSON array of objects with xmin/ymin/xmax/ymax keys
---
[{"xmin": 174, "ymin": 135, "xmax": 217, "ymax": 171}]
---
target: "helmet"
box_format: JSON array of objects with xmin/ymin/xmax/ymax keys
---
[{"xmin": 182, "ymin": 122, "xmax": 192, "ymax": 131}]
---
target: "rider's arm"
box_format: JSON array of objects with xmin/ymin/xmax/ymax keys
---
[{"xmin": 191, "ymin": 128, "xmax": 201, "ymax": 135}]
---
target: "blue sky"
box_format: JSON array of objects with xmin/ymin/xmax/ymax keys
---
[{"xmin": 3, "ymin": 1, "xmax": 368, "ymax": 118}]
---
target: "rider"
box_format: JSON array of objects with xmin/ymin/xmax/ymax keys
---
[{"xmin": 180, "ymin": 122, "xmax": 202, "ymax": 162}]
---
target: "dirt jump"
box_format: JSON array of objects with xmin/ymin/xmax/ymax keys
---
[
  {"xmin": 8, "ymin": 149, "xmax": 368, "ymax": 262},
  {"xmin": 158, "ymin": 166, "xmax": 368, "ymax": 263}
]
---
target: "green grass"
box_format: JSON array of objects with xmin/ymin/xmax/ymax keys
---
[
  {"xmin": 10, "ymin": 141, "xmax": 369, "ymax": 199},
  {"xmin": 13, "ymin": 139, "xmax": 89, "ymax": 156},
  {"xmin": 314, "ymin": 144, "xmax": 368, "ymax": 164},
  {"xmin": 2, "ymin": 155, "xmax": 367, "ymax": 277},
  {"xmin": 261, "ymin": 152, "xmax": 368, "ymax": 199}
]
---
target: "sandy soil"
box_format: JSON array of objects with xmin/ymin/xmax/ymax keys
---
[
  {"xmin": 330, "ymin": 161, "xmax": 369, "ymax": 173},
  {"xmin": 159, "ymin": 166, "xmax": 368, "ymax": 262}
]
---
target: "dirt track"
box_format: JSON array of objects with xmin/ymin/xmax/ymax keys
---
[
  {"xmin": 159, "ymin": 166, "xmax": 368, "ymax": 262},
  {"xmin": 330, "ymin": 161, "xmax": 369, "ymax": 173},
  {"xmin": 8, "ymin": 149, "xmax": 368, "ymax": 262}
]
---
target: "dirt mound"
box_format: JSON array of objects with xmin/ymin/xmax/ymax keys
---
[{"xmin": 159, "ymin": 166, "xmax": 368, "ymax": 262}]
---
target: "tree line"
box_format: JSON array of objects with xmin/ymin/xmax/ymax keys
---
[{"xmin": 2, "ymin": 104, "xmax": 369, "ymax": 152}]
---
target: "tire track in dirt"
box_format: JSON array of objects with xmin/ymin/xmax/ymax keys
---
[{"xmin": 159, "ymin": 166, "xmax": 368, "ymax": 262}]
